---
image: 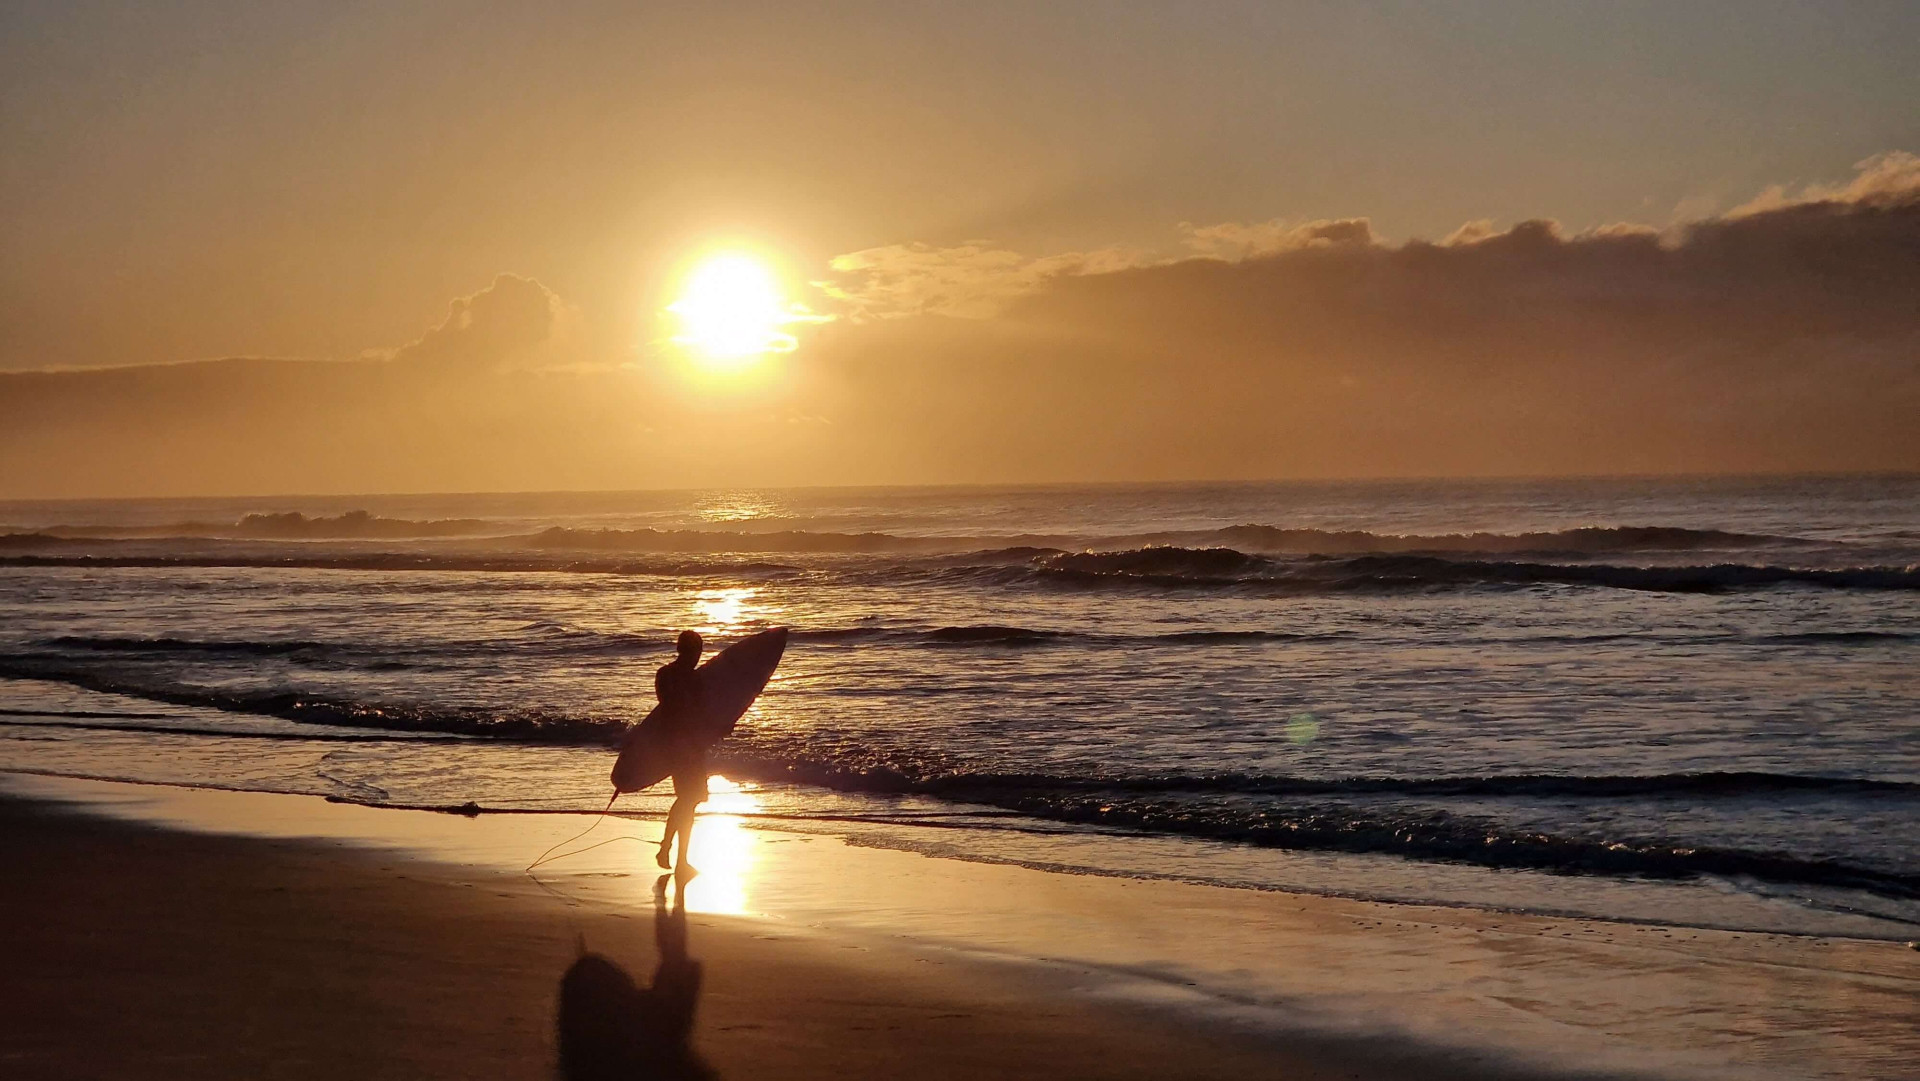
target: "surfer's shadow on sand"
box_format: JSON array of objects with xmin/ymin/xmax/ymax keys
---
[{"xmin": 557, "ymin": 873, "xmax": 718, "ymax": 1081}]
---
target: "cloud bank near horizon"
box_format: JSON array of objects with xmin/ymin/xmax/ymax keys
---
[
  {"xmin": 3, "ymin": 155, "xmax": 1916, "ymax": 497},
  {"xmin": 822, "ymin": 151, "xmax": 1920, "ymax": 319}
]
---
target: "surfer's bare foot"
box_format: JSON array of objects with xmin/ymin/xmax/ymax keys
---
[
  {"xmin": 655, "ymin": 843, "xmax": 672, "ymax": 870},
  {"xmin": 674, "ymin": 861, "xmax": 699, "ymax": 881}
]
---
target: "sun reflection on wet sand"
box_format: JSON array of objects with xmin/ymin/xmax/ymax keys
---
[
  {"xmin": 518, "ymin": 776, "xmax": 763, "ymax": 916},
  {"xmin": 0, "ymin": 774, "xmax": 768, "ymax": 917},
  {"xmin": 677, "ymin": 775, "xmax": 760, "ymax": 915}
]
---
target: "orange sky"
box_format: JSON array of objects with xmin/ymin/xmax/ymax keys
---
[{"xmin": 2, "ymin": 3, "xmax": 1916, "ymax": 496}]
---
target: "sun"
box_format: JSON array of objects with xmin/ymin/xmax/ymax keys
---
[{"xmin": 666, "ymin": 253, "xmax": 801, "ymax": 367}]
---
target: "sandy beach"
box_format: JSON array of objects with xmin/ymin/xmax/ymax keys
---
[
  {"xmin": 1, "ymin": 792, "xmax": 1289, "ymax": 1081},
  {"xmin": 0, "ymin": 785, "xmax": 1483, "ymax": 1081},
  {"xmin": 4, "ymin": 775, "xmax": 1914, "ymax": 1080}
]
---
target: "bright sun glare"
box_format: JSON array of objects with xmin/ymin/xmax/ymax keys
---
[{"xmin": 667, "ymin": 253, "xmax": 800, "ymax": 367}]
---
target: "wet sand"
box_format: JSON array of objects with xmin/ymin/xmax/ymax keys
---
[
  {"xmin": 2, "ymin": 779, "xmax": 1915, "ymax": 1080},
  {"xmin": 0, "ymin": 794, "xmax": 1516, "ymax": 1081}
]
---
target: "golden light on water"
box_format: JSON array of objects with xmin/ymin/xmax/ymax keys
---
[
  {"xmin": 690, "ymin": 586, "xmax": 785, "ymax": 635},
  {"xmin": 666, "ymin": 252, "xmax": 816, "ymax": 369},
  {"xmin": 695, "ymin": 490, "xmax": 779, "ymax": 522},
  {"xmin": 693, "ymin": 587, "xmax": 753, "ymax": 628}
]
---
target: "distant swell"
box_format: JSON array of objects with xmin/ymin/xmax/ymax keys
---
[
  {"xmin": 3, "ymin": 520, "xmax": 1810, "ymax": 556},
  {"xmin": 8, "ymin": 510, "xmax": 499, "ymax": 540},
  {"xmin": 4, "ymin": 523, "xmax": 1907, "ymax": 595},
  {"xmin": 924, "ymin": 625, "xmax": 1064, "ymax": 645},
  {"xmin": 526, "ymin": 526, "xmax": 960, "ymax": 553},
  {"xmin": 0, "ymin": 553, "xmax": 805, "ymax": 579}
]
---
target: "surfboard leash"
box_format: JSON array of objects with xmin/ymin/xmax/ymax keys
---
[{"xmin": 523, "ymin": 788, "xmax": 621, "ymax": 873}]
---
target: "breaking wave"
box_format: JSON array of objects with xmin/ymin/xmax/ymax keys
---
[
  {"xmin": 1202, "ymin": 523, "xmax": 1792, "ymax": 554},
  {"xmin": 694, "ymin": 757, "xmax": 1920, "ymax": 902},
  {"xmin": 0, "ymin": 660, "xmax": 627, "ymax": 743},
  {"xmin": 5, "ymin": 657, "xmax": 1914, "ymax": 901},
  {"xmin": 1017, "ymin": 549, "xmax": 1920, "ymax": 594},
  {"xmin": 226, "ymin": 510, "xmax": 497, "ymax": 538}
]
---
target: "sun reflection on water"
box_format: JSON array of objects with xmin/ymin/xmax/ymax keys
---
[
  {"xmin": 694, "ymin": 491, "xmax": 780, "ymax": 523},
  {"xmin": 693, "ymin": 588, "xmax": 754, "ymax": 629},
  {"xmin": 691, "ymin": 586, "xmax": 786, "ymax": 636}
]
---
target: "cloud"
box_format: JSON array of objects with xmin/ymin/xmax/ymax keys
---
[
  {"xmin": 799, "ymin": 152, "xmax": 1918, "ymax": 479},
  {"xmin": 1180, "ymin": 216, "xmax": 1377, "ymax": 260},
  {"xmin": 823, "ymin": 152, "xmax": 1920, "ymax": 328},
  {"xmin": 1729, "ymin": 150, "xmax": 1920, "ymax": 217},
  {"xmin": 2, "ymin": 154, "xmax": 1915, "ymax": 496},
  {"xmin": 821, "ymin": 242, "xmax": 1143, "ymax": 319},
  {"xmin": 382, "ymin": 273, "xmax": 584, "ymax": 371}
]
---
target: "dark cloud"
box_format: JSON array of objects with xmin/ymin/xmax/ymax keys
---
[{"xmin": 802, "ymin": 154, "xmax": 1918, "ymax": 479}]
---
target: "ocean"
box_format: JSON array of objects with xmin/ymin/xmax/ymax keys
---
[{"xmin": 2, "ymin": 476, "xmax": 1915, "ymax": 939}]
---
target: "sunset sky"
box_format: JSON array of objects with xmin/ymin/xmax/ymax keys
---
[{"xmin": 3, "ymin": 1, "xmax": 1917, "ymax": 496}]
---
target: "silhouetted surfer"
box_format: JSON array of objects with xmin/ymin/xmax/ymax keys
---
[{"xmin": 654, "ymin": 630, "xmax": 709, "ymax": 872}]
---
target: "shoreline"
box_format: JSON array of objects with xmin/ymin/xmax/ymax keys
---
[
  {"xmin": 5, "ymin": 766, "xmax": 1904, "ymax": 944},
  {"xmin": 5, "ymin": 720, "xmax": 1912, "ymax": 944},
  {"xmin": 5, "ymin": 775, "xmax": 1917, "ymax": 1079}
]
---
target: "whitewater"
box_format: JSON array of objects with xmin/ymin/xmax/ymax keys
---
[{"xmin": 1, "ymin": 475, "xmax": 1915, "ymax": 938}]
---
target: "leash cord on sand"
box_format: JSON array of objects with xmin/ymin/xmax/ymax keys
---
[{"xmin": 524, "ymin": 789, "xmax": 621, "ymax": 872}]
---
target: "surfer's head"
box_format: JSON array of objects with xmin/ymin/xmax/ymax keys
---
[{"xmin": 676, "ymin": 629, "xmax": 703, "ymax": 662}]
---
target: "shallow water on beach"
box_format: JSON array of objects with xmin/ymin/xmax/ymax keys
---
[{"xmin": 2, "ymin": 476, "xmax": 1916, "ymax": 937}]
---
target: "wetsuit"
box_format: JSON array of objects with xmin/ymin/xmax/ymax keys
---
[{"xmin": 654, "ymin": 655, "xmax": 709, "ymax": 803}]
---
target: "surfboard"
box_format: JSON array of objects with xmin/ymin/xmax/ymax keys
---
[{"xmin": 609, "ymin": 627, "xmax": 788, "ymax": 794}]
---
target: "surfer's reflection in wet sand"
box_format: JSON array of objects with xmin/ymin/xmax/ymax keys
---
[{"xmin": 557, "ymin": 873, "xmax": 717, "ymax": 1081}]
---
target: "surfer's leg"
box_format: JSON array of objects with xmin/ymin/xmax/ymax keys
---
[
  {"xmin": 659, "ymin": 796, "xmax": 681, "ymax": 862},
  {"xmin": 660, "ymin": 795, "xmax": 693, "ymax": 870},
  {"xmin": 663, "ymin": 766, "xmax": 709, "ymax": 871},
  {"xmin": 658, "ymin": 799, "xmax": 687, "ymax": 869}
]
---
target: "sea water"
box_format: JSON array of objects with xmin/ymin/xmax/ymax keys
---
[{"xmin": 1, "ymin": 476, "xmax": 1915, "ymax": 938}]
